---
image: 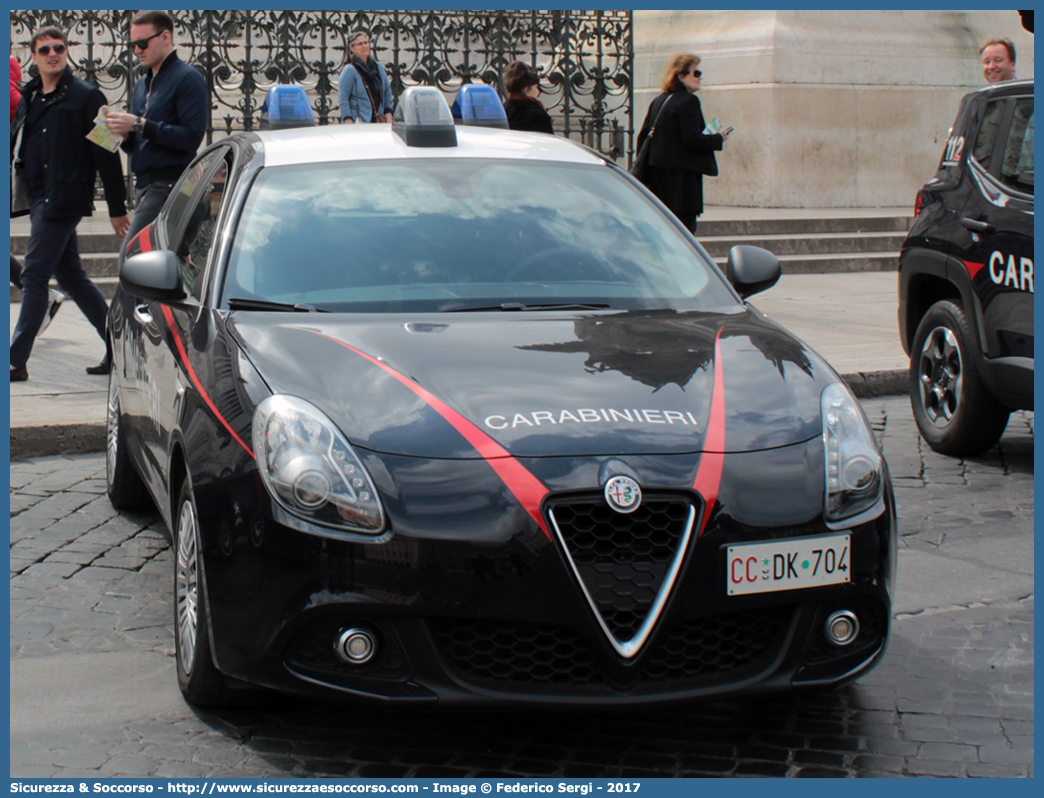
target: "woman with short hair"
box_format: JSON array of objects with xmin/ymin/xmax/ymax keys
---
[{"xmin": 338, "ymin": 31, "xmax": 394, "ymax": 123}]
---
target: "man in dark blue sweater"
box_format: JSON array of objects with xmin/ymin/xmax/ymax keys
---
[{"xmin": 107, "ymin": 10, "xmax": 207, "ymax": 261}]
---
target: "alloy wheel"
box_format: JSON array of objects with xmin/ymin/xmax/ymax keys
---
[
  {"xmin": 917, "ymin": 325, "xmax": 963, "ymax": 426},
  {"xmin": 176, "ymin": 499, "xmax": 200, "ymax": 675},
  {"xmin": 106, "ymin": 374, "xmax": 119, "ymax": 487}
]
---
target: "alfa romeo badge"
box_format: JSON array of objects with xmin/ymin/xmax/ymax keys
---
[{"xmin": 604, "ymin": 475, "xmax": 642, "ymax": 514}]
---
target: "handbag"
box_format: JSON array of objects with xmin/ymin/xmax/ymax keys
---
[
  {"xmin": 10, "ymin": 123, "xmax": 30, "ymax": 217},
  {"xmin": 630, "ymin": 93, "xmax": 673, "ymax": 185},
  {"xmin": 11, "ymin": 158, "xmax": 29, "ymax": 216}
]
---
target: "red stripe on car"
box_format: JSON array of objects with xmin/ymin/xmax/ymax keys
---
[
  {"xmin": 315, "ymin": 334, "xmax": 552, "ymax": 539},
  {"xmin": 160, "ymin": 304, "xmax": 256, "ymax": 459},
  {"xmin": 692, "ymin": 328, "xmax": 725, "ymax": 537},
  {"xmin": 962, "ymin": 260, "xmax": 985, "ymax": 280},
  {"xmin": 129, "ymin": 224, "xmax": 153, "ymax": 255}
]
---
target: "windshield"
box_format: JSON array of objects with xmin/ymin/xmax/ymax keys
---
[{"xmin": 220, "ymin": 159, "xmax": 736, "ymax": 312}]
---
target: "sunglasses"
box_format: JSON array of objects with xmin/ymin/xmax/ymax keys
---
[
  {"xmin": 681, "ymin": 69, "xmax": 702, "ymax": 78},
  {"xmin": 351, "ymin": 39, "xmax": 370, "ymax": 47},
  {"xmin": 35, "ymin": 44, "xmax": 67, "ymax": 56},
  {"xmin": 129, "ymin": 30, "xmax": 163, "ymax": 51}
]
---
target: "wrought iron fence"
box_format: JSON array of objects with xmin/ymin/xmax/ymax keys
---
[{"xmin": 11, "ymin": 9, "xmax": 633, "ymax": 161}]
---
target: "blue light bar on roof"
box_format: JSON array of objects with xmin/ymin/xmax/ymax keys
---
[
  {"xmin": 392, "ymin": 86, "xmax": 457, "ymax": 147},
  {"xmin": 260, "ymin": 85, "xmax": 315, "ymax": 130},
  {"xmin": 453, "ymin": 84, "xmax": 508, "ymax": 129}
]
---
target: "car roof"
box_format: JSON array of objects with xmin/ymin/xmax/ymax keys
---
[
  {"xmin": 253, "ymin": 124, "xmax": 607, "ymax": 168},
  {"xmin": 969, "ymin": 77, "xmax": 1033, "ymax": 99}
]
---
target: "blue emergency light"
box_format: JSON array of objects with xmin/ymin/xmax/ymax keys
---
[
  {"xmin": 452, "ymin": 84, "xmax": 508, "ymax": 128},
  {"xmin": 260, "ymin": 85, "xmax": 315, "ymax": 130},
  {"xmin": 392, "ymin": 86, "xmax": 457, "ymax": 147}
]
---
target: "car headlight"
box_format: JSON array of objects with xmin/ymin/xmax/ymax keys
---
[
  {"xmin": 821, "ymin": 383, "xmax": 883, "ymax": 521},
  {"xmin": 253, "ymin": 395, "xmax": 385, "ymax": 534}
]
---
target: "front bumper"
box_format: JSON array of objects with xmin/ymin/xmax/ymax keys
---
[{"xmin": 193, "ymin": 442, "xmax": 896, "ymax": 707}]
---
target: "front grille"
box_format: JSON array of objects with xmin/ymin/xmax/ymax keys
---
[
  {"xmin": 549, "ymin": 495, "xmax": 694, "ymax": 642},
  {"xmin": 429, "ymin": 619, "xmax": 605, "ymax": 686},
  {"xmin": 430, "ymin": 608, "xmax": 793, "ymax": 690},
  {"xmin": 643, "ymin": 607, "xmax": 791, "ymax": 680}
]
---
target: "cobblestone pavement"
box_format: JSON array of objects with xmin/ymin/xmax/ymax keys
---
[{"xmin": 9, "ymin": 397, "xmax": 1033, "ymax": 778}]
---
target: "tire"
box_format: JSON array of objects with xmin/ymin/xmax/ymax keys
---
[
  {"xmin": 173, "ymin": 479, "xmax": 265, "ymax": 707},
  {"xmin": 106, "ymin": 367, "xmax": 152, "ymax": 510},
  {"xmin": 174, "ymin": 479, "xmax": 229, "ymax": 705},
  {"xmin": 909, "ymin": 300, "xmax": 1010, "ymax": 456}
]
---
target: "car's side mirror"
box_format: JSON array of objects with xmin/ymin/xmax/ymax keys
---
[
  {"xmin": 120, "ymin": 250, "xmax": 187, "ymax": 302},
  {"xmin": 726, "ymin": 245, "xmax": 781, "ymax": 299}
]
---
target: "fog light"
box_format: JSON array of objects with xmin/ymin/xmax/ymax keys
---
[
  {"xmin": 824, "ymin": 610, "xmax": 860, "ymax": 646},
  {"xmin": 336, "ymin": 627, "xmax": 376, "ymax": 664}
]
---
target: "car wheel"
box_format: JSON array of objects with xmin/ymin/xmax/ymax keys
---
[
  {"xmin": 909, "ymin": 300, "xmax": 1010, "ymax": 455},
  {"xmin": 106, "ymin": 366, "xmax": 152, "ymax": 510},
  {"xmin": 174, "ymin": 479, "xmax": 231, "ymax": 705},
  {"xmin": 173, "ymin": 479, "xmax": 265, "ymax": 707}
]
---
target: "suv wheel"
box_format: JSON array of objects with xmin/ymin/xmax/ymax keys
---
[{"xmin": 909, "ymin": 300, "xmax": 1010, "ymax": 455}]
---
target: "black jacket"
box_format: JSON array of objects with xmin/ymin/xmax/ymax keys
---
[
  {"xmin": 121, "ymin": 51, "xmax": 208, "ymax": 187},
  {"xmin": 505, "ymin": 97, "xmax": 554, "ymax": 135},
  {"xmin": 636, "ymin": 90, "xmax": 722, "ymax": 176},
  {"xmin": 10, "ymin": 68, "xmax": 127, "ymax": 219}
]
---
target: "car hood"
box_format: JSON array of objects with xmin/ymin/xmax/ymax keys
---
[{"xmin": 229, "ymin": 308, "xmax": 839, "ymax": 459}]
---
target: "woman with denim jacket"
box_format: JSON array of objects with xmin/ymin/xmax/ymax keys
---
[{"xmin": 338, "ymin": 31, "xmax": 394, "ymax": 124}]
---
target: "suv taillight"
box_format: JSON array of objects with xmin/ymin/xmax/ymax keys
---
[{"xmin": 913, "ymin": 194, "xmax": 924, "ymax": 217}]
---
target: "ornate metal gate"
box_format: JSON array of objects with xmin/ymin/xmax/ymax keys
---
[{"xmin": 11, "ymin": 9, "xmax": 633, "ymax": 161}]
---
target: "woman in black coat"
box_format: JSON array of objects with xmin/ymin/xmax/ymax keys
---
[
  {"xmin": 503, "ymin": 61, "xmax": 554, "ymax": 135},
  {"xmin": 636, "ymin": 54, "xmax": 728, "ymax": 233}
]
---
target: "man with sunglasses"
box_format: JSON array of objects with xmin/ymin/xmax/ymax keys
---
[
  {"xmin": 106, "ymin": 11, "xmax": 207, "ymax": 275},
  {"xmin": 9, "ymin": 26, "xmax": 129, "ymax": 382}
]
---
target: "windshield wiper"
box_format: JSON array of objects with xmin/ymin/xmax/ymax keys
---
[
  {"xmin": 445, "ymin": 302, "xmax": 611, "ymax": 313},
  {"xmin": 227, "ymin": 298, "xmax": 328, "ymax": 313}
]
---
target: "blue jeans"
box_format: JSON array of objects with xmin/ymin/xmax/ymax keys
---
[
  {"xmin": 10, "ymin": 199, "xmax": 109, "ymax": 369},
  {"xmin": 121, "ymin": 179, "xmax": 176, "ymax": 260}
]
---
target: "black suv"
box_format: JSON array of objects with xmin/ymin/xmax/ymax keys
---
[{"xmin": 899, "ymin": 79, "xmax": 1033, "ymax": 455}]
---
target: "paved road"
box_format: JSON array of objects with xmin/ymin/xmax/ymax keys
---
[{"xmin": 9, "ymin": 397, "xmax": 1033, "ymax": 778}]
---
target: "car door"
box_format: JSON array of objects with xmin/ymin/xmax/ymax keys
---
[
  {"xmin": 963, "ymin": 93, "xmax": 1034, "ymax": 365},
  {"xmin": 129, "ymin": 147, "xmax": 232, "ymax": 497}
]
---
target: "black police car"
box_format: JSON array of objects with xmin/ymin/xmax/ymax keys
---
[
  {"xmin": 899, "ymin": 79, "xmax": 1033, "ymax": 455},
  {"xmin": 109, "ymin": 87, "xmax": 895, "ymax": 707}
]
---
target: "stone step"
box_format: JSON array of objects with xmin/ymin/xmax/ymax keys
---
[
  {"xmin": 702, "ymin": 231, "xmax": 906, "ymax": 257},
  {"xmin": 9, "ymin": 249, "xmax": 900, "ymax": 303},
  {"xmin": 80, "ymin": 253, "xmax": 118, "ymax": 279},
  {"xmin": 9, "ymin": 213, "xmax": 911, "ymax": 303},
  {"xmin": 9, "ymin": 253, "xmax": 118, "ymax": 279},
  {"xmin": 9, "ymin": 215, "xmax": 914, "ymax": 256},
  {"xmin": 10, "ymin": 231, "xmax": 123, "ymax": 254},
  {"xmin": 11, "ymin": 277, "xmax": 120, "ymax": 302},
  {"xmin": 698, "ymin": 215, "xmax": 911, "ymax": 237},
  {"xmin": 713, "ymin": 251, "xmax": 900, "ymax": 274},
  {"xmin": 10, "ymin": 249, "xmax": 899, "ymax": 307}
]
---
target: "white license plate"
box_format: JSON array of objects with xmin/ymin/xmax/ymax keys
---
[{"xmin": 727, "ymin": 533, "xmax": 851, "ymax": 596}]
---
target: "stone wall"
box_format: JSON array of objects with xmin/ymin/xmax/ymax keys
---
[{"xmin": 634, "ymin": 10, "xmax": 1034, "ymax": 208}]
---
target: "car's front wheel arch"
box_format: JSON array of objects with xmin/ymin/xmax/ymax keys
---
[
  {"xmin": 900, "ymin": 247, "xmax": 961, "ymax": 352},
  {"xmin": 167, "ymin": 442, "xmax": 188, "ymax": 532}
]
